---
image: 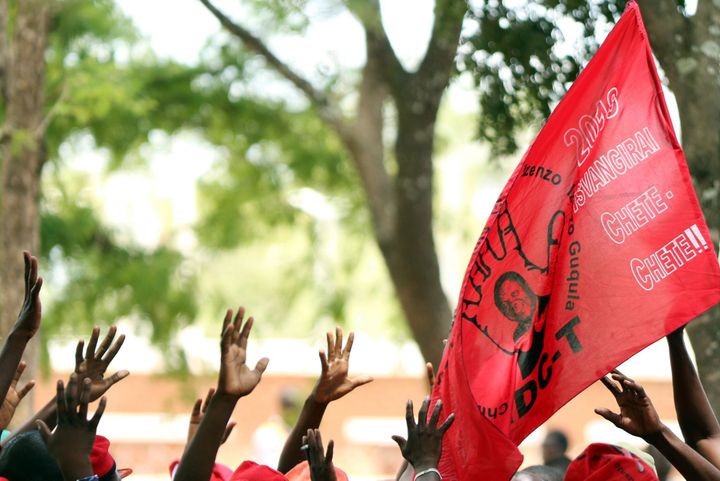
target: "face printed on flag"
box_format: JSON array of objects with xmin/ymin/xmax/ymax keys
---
[{"xmin": 433, "ymin": 6, "xmax": 720, "ymax": 479}]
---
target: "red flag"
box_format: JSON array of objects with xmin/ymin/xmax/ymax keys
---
[{"xmin": 433, "ymin": 3, "xmax": 720, "ymax": 480}]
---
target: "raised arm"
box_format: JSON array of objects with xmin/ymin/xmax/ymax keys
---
[
  {"xmin": 0, "ymin": 252, "xmax": 42, "ymax": 409},
  {"xmin": 392, "ymin": 397, "xmax": 455, "ymax": 481},
  {"xmin": 277, "ymin": 327, "xmax": 372, "ymax": 473},
  {"xmin": 173, "ymin": 307, "xmax": 268, "ymax": 481},
  {"xmin": 596, "ymin": 370, "xmax": 720, "ymax": 481},
  {"xmin": 6, "ymin": 326, "xmax": 128, "ymax": 441},
  {"xmin": 667, "ymin": 327, "xmax": 720, "ymax": 467},
  {"xmin": 37, "ymin": 374, "xmax": 107, "ymax": 481}
]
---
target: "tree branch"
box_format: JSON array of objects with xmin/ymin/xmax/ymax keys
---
[
  {"xmin": 415, "ymin": 0, "xmax": 466, "ymax": 93},
  {"xmin": 636, "ymin": 0, "xmax": 691, "ymax": 87},
  {"xmin": 0, "ymin": 0, "xmax": 8, "ymax": 101},
  {"xmin": 197, "ymin": 0, "xmax": 350, "ymax": 138}
]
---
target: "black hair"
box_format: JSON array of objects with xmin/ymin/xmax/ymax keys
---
[
  {"xmin": 0, "ymin": 431, "xmax": 63, "ymax": 481},
  {"xmin": 494, "ymin": 271, "xmax": 534, "ymax": 312},
  {"xmin": 545, "ymin": 430, "xmax": 569, "ymax": 451}
]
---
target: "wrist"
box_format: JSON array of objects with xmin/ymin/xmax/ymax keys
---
[
  {"xmin": 412, "ymin": 461, "xmax": 439, "ymax": 472},
  {"xmin": 6, "ymin": 330, "xmax": 31, "ymax": 345},
  {"xmin": 308, "ymin": 390, "xmax": 330, "ymax": 407},
  {"xmin": 57, "ymin": 456, "xmax": 94, "ymax": 480},
  {"xmin": 212, "ymin": 390, "xmax": 241, "ymax": 404},
  {"xmin": 643, "ymin": 423, "xmax": 670, "ymax": 445}
]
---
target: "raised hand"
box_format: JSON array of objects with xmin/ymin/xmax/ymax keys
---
[
  {"xmin": 595, "ymin": 370, "xmax": 663, "ymax": 440},
  {"xmin": 37, "ymin": 374, "xmax": 106, "ymax": 481},
  {"xmin": 311, "ymin": 327, "xmax": 373, "ymax": 404},
  {"xmin": 187, "ymin": 388, "xmax": 236, "ymax": 446},
  {"xmin": 426, "ymin": 362, "xmax": 436, "ymax": 393},
  {"xmin": 303, "ymin": 428, "xmax": 337, "ymax": 481},
  {"xmin": 11, "ymin": 251, "xmax": 43, "ymax": 339},
  {"xmin": 0, "ymin": 361, "xmax": 35, "ymax": 429},
  {"xmin": 74, "ymin": 326, "xmax": 129, "ymax": 402},
  {"xmin": 218, "ymin": 307, "xmax": 269, "ymax": 399},
  {"xmin": 392, "ymin": 397, "xmax": 455, "ymax": 471}
]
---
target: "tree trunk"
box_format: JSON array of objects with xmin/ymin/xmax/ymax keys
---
[
  {"xmin": 0, "ymin": 0, "xmax": 50, "ymax": 420},
  {"xmin": 638, "ymin": 0, "xmax": 720, "ymax": 414}
]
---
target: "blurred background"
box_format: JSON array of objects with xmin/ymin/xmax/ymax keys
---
[{"xmin": 0, "ymin": 0, "xmax": 717, "ymax": 479}]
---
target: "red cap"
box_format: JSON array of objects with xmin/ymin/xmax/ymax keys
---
[
  {"xmin": 564, "ymin": 443, "xmax": 658, "ymax": 481},
  {"xmin": 229, "ymin": 461, "xmax": 289, "ymax": 481},
  {"xmin": 91, "ymin": 435, "xmax": 132, "ymax": 479},
  {"xmin": 286, "ymin": 461, "xmax": 348, "ymax": 481},
  {"xmin": 169, "ymin": 459, "xmax": 233, "ymax": 481}
]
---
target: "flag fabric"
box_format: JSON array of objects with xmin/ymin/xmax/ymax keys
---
[{"xmin": 432, "ymin": 2, "xmax": 720, "ymax": 480}]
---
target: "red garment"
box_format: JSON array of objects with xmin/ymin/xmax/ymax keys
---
[
  {"xmin": 434, "ymin": 2, "xmax": 720, "ymax": 480},
  {"xmin": 169, "ymin": 459, "xmax": 233, "ymax": 481},
  {"xmin": 564, "ymin": 443, "xmax": 658, "ymax": 481},
  {"xmin": 228, "ymin": 461, "xmax": 289, "ymax": 481},
  {"xmin": 285, "ymin": 460, "xmax": 348, "ymax": 481},
  {"xmin": 91, "ymin": 435, "xmax": 132, "ymax": 478}
]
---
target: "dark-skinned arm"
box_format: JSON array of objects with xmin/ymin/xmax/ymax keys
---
[
  {"xmin": 37, "ymin": 374, "xmax": 106, "ymax": 481},
  {"xmin": 0, "ymin": 252, "xmax": 42, "ymax": 412},
  {"xmin": 173, "ymin": 307, "xmax": 269, "ymax": 481},
  {"xmin": 392, "ymin": 397, "xmax": 455, "ymax": 479},
  {"xmin": 667, "ymin": 327, "xmax": 720, "ymax": 468},
  {"xmin": 277, "ymin": 327, "xmax": 372, "ymax": 474},
  {"xmin": 5, "ymin": 326, "xmax": 128, "ymax": 443},
  {"xmin": 596, "ymin": 370, "xmax": 720, "ymax": 481}
]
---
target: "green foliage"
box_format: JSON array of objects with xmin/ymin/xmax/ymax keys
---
[
  {"xmin": 461, "ymin": 0, "xmax": 633, "ymax": 155},
  {"xmin": 40, "ymin": 173, "xmax": 197, "ymax": 356}
]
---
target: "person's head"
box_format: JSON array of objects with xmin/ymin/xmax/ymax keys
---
[
  {"xmin": 511, "ymin": 465, "xmax": 563, "ymax": 481},
  {"xmin": 564, "ymin": 443, "xmax": 659, "ymax": 481},
  {"xmin": 494, "ymin": 272, "xmax": 537, "ymax": 323},
  {"xmin": 0, "ymin": 431, "xmax": 63, "ymax": 481},
  {"xmin": 542, "ymin": 430, "xmax": 569, "ymax": 463}
]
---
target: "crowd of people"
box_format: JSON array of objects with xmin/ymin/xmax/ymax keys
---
[{"xmin": 0, "ymin": 252, "xmax": 718, "ymax": 481}]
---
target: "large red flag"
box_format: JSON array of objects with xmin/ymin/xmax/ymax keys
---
[{"xmin": 433, "ymin": 3, "xmax": 720, "ymax": 480}]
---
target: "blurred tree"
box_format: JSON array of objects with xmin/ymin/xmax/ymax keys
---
[
  {"xmin": 0, "ymin": 0, "xmax": 207, "ymax": 368},
  {"xmin": 462, "ymin": 0, "xmax": 720, "ymax": 411},
  {"xmin": 198, "ymin": 0, "xmax": 466, "ymax": 365}
]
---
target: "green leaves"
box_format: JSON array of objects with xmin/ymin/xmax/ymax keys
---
[{"xmin": 461, "ymin": 0, "xmax": 627, "ymax": 156}]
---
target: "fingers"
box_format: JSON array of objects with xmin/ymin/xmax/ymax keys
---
[
  {"xmin": 23, "ymin": 251, "xmax": 31, "ymax": 294},
  {"xmin": 350, "ymin": 375, "xmax": 373, "ymax": 389},
  {"xmin": 594, "ymin": 407, "xmax": 622, "ymax": 427},
  {"xmin": 102, "ymin": 334, "xmax": 125, "ymax": 366},
  {"xmin": 428, "ymin": 400, "xmax": 442, "ymax": 427},
  {"xmin": 342, "ymin": 331, "xmax": 354, "ymax": 359},
  {"xmin": 417, "ymin": 396, "xmax": 430, "ymax": 427},
  {"xmin": 56, "ymin": 380, "xmax": 68, "ymax": 422},
  {"xmin": 221, "ymin": 309, "xmax": 233, "ymax": 341},
  {"xmin": 202, "ymin": 388, "xmax": 216, "ymax": 412},
  {"xmin": 95, "ymin": 326, "xmax": 117, "ymax": 360},
  {"xmin": 326, "ymin": 331, "xmax": 335, "ymax": 361},
  {"xmin": 600, "ymin": 375, "xmax": 622, "ymax": 397},
  {"xmin": 190, "ymin": 398, "xmax": 202, "ymax": 418},
  {"xmin": 404, "ymin": 400, "xmax": 415, "ymax": 432},
  {"xmin": 238, "ymin": 315, "xmax": 253, "ymax": 350},
  {"xmin": 438, "ymin": 413, "xmax": 455, "ymax": 433},
  {"xmin": 36, "ymin": 420, "xmax": 51, "ymax": 443},
  {"xmin": 325, "ymin": 439, "xmax": 334, "ymax": 463},
  {"xmin": 78, "ymin": 379, "xmax": 91, "ymax": 420},
  {"xmin": 426, "ymin": 362, "xmax": 436, "ymax": 390},
  {"xmin": 391, "ymin": 435, "xmax": 407, "ymax": 451},
  {"xmin": 17, "ymin": 380, "xmax": 35, "ymax": 400},
  {"xmin": 221, "ymin": 421, "xmax": 236, "ymax": 444},
  {"xmin": 75, "ymin": 340, "xmax": 85, "ymax": 367},
  {"xmin": 334, "ymin": 327, "xmax": 343, "ymax": 358},
  {"xmin": 89, "ymin": 396, "xmax": 107, "ymax": 431},
  {"xmin": 31, "ymin": 277, "xmax": 42, "ymax": 297},
  {"xmin": 13, "ymin": 361, "xmax": 26, "ymax": 384},
  {"xmin": 106, "ymin": 370, "xmax": 130, "ymax": 389},
  {"xmin": 234, "ymin": 307, "xmax": 247, "ymax": 343},
  {"xmin": 254, "ymin": 357, "xmax": 270, "ymax": 377},
  {"xmin": 319, "ymin": 350, "xmax": 329, "ymax": 374},
  {"xmin": 85, "ymin": 327, "xmax": 100, "ymax": 360}
]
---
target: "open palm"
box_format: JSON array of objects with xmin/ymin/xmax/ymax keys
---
[{"xmin": 218, "ymin": 308, "xmax": 269, "ymax": 398}]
